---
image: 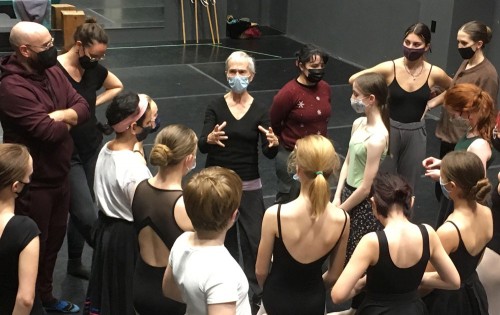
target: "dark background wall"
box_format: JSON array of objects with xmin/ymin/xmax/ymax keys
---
[
  {"xmin": 116, "ymin": 0, "xmax": 497, "ymax": 82},
  {"xmin": 284, "ymin": 0, "xmax": 497, "ymax": 77}
]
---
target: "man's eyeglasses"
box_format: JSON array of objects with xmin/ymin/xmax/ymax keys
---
[{"xmin": 26, "ymin": 38, "xmax": 54, "ymax": 51}]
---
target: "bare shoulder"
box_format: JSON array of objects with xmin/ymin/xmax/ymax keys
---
[
  {"xmin": 326, "ymin": 203, "xmax": 350, "ymax": 224},
  {"xmin": 428, "ymin": 63, "xmax": 447, "ymax": 76},
  {"xmin": 353, "ymin": 116, "xmax": 367, "ymax": 128},
  {"xmin": 264, "ymin": 204, "xmax": 279, "ymax": 219},
  {"xmin": 367, "ymin": 130, "xmax": 388, "ymax": 149},
  {"xmin": 359, "ymin": 231, "xmax": 379, "ymax": 248}
]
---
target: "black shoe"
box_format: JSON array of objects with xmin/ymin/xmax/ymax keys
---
[{"xmin": 67, "ymin": 258, "xmax": 90, "ymax": 280}]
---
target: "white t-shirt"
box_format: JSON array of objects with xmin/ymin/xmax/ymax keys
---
[
  {"xmin": 169, "ymin": 232, "xmax": 251, "ymax": 315},
  {"xmin": 94, "ymin": 142, "xmax": 152, "ymax": 221}
]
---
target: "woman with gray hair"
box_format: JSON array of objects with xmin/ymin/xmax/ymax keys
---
[{"xmin": 198, "ymin": 51, "xmax": 279, "ymax": 312}]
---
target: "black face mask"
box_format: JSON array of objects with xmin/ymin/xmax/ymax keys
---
[
  {"xmin": 15, "ymin": 181, "xmax": 30, "ymax": 199},
  {"xmin": 306, "ymin": 68, "xmax": 325, "ymax": 83},
  {"xmin": 458, "ymin": 46, "xmax": 476, "ymax": 60},
  {"xmin": 79, "ymin": 55, "xmax": 98, "ymax": 69},
  {"xmin": 403, "ymin": 45, "xmax": 426, "ymax": 61},
  {"xmin": 29, "ymin": 46, "xmax": 58, "ymax": 72},
  {"xmin": 136, "ymin": 126, "xmax": 153, "ymax": 142}
]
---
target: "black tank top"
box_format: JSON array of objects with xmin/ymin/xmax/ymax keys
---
[
  {"xmin": 446, "ymin": 221, "xmax": 485, "ymax": 281},
  {"xmin": 388, "ymin": 61, "xmax": 432, "ymax": 123},
  {"xmin": 262, "ymin": 205, "xmax": 348, "ymax": 315},
  {"xmin": 366, "ymin": 225, "xmax": 430, "ymax": 294},
  {"xmin": 131, "ymin": 180, "xmax": 184, "ymax": 250},
  {"xmin": 272, "ymin": 204, "xmax": 347, "ymax": 285}
]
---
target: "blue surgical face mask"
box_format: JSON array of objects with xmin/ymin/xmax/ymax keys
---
[
  {"xmin": 440, "ymin": 177, "xmax": 451, "ymax": 199},
  {"xmin": 228, "ymin": 76, "xmax": 250, "ymax": 94},
  {"xmin": 350, "ymin": 98, "xmax": 366, "ymax": 114}
]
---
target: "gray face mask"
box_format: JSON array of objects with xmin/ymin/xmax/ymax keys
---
[{"xmin": 350, "ymin": 98, "xmax": 366, "ymax": 114}]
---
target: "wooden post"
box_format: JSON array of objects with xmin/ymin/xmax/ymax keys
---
[
  {"xmin": 61, "ymin": 10, "xmax": 85, "ymax": 52},
  {"xmin": 51, "ymin": 4, "xmax": 75, "ymax": 29}
]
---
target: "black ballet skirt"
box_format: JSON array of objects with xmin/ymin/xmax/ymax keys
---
[
  {"xmin": 357, "ymin": 291, "xmax": 428, "ymax": 315},
  {"xmin": 423, "ymin": 221, "xmax": 488, "ymax": 315}
]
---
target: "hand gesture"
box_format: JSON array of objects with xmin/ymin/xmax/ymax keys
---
[
  {"xmin": 422, "ymin": 156, "xmax": 441, "ymax": 170},
  {"xmin": 424, "ymin": 169, "xmax": 441, "ymax": 182},
  {"xmin": 258, "ymin": 125, "xmax": 279, "ymax": 147},
  {"xmin": 207, "ymin": 121, "xmax": 228, "ymax": 147}
]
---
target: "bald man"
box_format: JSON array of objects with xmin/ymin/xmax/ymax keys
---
[{"xmin": 0, "ymin": 22, "xmax": 89, "ymax": 313}]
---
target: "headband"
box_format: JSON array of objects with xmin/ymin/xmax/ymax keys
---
[{"xmin": 111, "ymin": 94, "xmax": 148, "ymax": 133}]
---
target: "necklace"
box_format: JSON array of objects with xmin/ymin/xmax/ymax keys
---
[{"xmin": 404, "ymin": 61, "xmax": 424, "ymax": 80}]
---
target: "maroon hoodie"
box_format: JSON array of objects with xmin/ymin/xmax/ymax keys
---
[{"xmin": 0, "ymin": 54, "xmax": 90, "ymax": 187}]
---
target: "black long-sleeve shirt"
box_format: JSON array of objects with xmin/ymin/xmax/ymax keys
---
[{"xmin": 198, "ymin": 97, "xmax": 278, "ymax": 181}]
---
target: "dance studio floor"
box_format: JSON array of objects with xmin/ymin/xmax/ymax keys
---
[{"xmin": 1, "ymin": 0, "xmax": 499, "ymax": 313}]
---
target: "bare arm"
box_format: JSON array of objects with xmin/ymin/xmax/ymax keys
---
[
  {"xmin": 13, "ymin": 236, "xmax": 39, "ymax": 315},
  {"xmin": 255, "ymin": 206, "xmax": 278, "ymax": 288},
  {"xmin": 339, "ymin": 134, "xmax": 386, "ymax": 212},
  {"xmin": 333, "ymin": 152, "xmax": 349, "ymax": 207},
  {"xmin": 348, "ymin": 61, "xmax": 394, "ymax": 85},
  {"xmin": 162, "ymin": 264, "xmax": 184, "ymax": 302},
  {"xmin": 333, "ymin": 118, "xmax": 364, "ymax": 207},
  {"xmin": 323, "ymin": 211, "xmax": 350, "ymax": 288},
  {"xmin": 427, "ymin": 91, "xmax": 446, "ymax": 110},
  {"xmin": 96, "ymin": 71, "xmax": 124, "ymax": 106},
  {"xmin": 331, "ymin": 233, "xmax": 377, "ymax": 303},
  {"xmin": 467, "ymin": 139, "xmax": 491, "ymax": 173},
  {"xmin": 421, "ymin": 225, "xmax": 460, "ymax": 290},
  {"xmin": 207, "ymin": 302, "xmax": 236, "ymax": 315},
  {"xmin": 174, "ymin": 196, "xmax": 194, "ymax": 231}
]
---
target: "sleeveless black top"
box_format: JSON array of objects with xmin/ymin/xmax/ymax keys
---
[
  {"xmin": 388, "ymin": 61, "xmax": 432, "ymax": 123},
  {"xmin": 366, "ymin": 224, "xmax": 430, "ymax": 294},
  {"xmin": 446, "ymin": 221, "xmax": 485, "ymax": 281},
  {"xmin": 131, "ymin": 179, "xmax": 184, "ymax": 250},
  {"xmin": 262, "ymin": 204, "xmax": 348, "ymax": 315},
  {"xmin": 422, "ymin": 221, "xmax": 489, "ymax": 315}
]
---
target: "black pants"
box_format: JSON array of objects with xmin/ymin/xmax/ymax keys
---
[{"xmin": 225, "ymin": 188, "xmax": 265, "ymax": 302}]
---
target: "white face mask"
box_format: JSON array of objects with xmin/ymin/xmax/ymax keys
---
[
  {"xmin": 187, "ymin": 156, "xmax": 196, "ymax": 173},
  {"xmin": 350, "ymin": 98, "xmax": 366, "ymax": 114}
]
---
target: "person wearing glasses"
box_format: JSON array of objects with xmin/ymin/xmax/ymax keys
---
[
  {"xmin": 0, "ymin": 21, "xmax": 90, "ymax": 313},
  {"xmin": 57, "ymin": 17, "xmax": 123, "ymax": 280}
]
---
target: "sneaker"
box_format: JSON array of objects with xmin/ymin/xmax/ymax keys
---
[{"xmin": 43, "ymin": 300, "xmax": 80, "ymax": 313}]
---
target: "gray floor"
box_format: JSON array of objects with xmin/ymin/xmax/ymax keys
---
[{"xmin": 1, "ymin": 1, "xmax": 499, "ymax": 313}]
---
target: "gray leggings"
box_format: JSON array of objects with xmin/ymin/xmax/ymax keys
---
[{"xmin": 379, "ymin": 119, "xmax": 426, "ymax": 191}]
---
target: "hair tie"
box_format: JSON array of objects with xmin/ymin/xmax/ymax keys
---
[{"xmin": 315, "ymin": 171, "xmax": 323, "ymax": 176}]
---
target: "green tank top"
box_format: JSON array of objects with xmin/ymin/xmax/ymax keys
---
[
  {"xmin": 454, "ymin": 135, "xmax": 480, "ymax": 151},
  {"xmin": 454, "ymin": 134, "xmax": 496, "ymax": 168},
  {"xmin": 346, "ymin": 126, "xmax": 387, "ymax": 188}
]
